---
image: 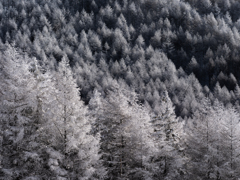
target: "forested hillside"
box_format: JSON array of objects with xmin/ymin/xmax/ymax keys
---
[{"xmin": 1, "ymin": 0, "xmax": 240, "ymax": 179}]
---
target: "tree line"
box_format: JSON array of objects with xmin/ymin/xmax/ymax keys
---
[{"xmin": 1, "ymin": 0, "xmax": 240, "ymax": 117}]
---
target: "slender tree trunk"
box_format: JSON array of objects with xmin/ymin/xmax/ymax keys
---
[
  {"xmin": 121, "ymin": 135, "xmax": 123, "ymax": 178},
  {"xmin": 63, "ymin": 71, "xmax": 67, "ymax": 157},
  {"xmin": 120, "ymin": 118, "xmax": 124, "ymax": 179},
  {"xmin": 230, "ymin": 118, "xmax": 233, "ymax": 178},
  {"xmin": 64, "ymin": 104, "xmax": 67, "ymax": 156},
  {"xmin": 140, "ymin": 124, "xmax": 143, "ymax": 170},
  {"xmin": 206, "ymin": 114, "xmax": 210, "ymax": 179},
  {"xmin": 164, "ymin": 156, "xmax": 167, "ymax": 175},
  {"xmin": 216, "ymin": 118, "xmax": 220, "ymax": 180}
]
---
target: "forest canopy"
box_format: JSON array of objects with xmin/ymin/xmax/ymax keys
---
[{"xmin": 1, "ymin": 0, "xmax": 240, "ymax": 179}]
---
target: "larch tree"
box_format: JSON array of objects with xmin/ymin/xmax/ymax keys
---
[
  {"xmin": 185, "ymin": 99, "xmax": 240, "ymax": 179},
  {"xmin": 151, "ymin": 91, "xmax": 186, "ymax": 180},
  {"xmin": 89, "ymin": 85, "xmax": 157, "ymax": 179},
  {"xmin": 88, "ymin": 89, "xmax": 104, "ymax": 137},
  {"xmin": 211, "ymin": 102, "xmax": 240, "ymax": 179},
  {"xmin": 0, "ymin": 46, "xmax": 42, "ymax": 179},
  {"xmin": 185, "ymin": 97, "xmax": 214, "ymax": 179},
  {"xmin": 41, "ymin": 55, "xmax": 104, "ymax": 179}
]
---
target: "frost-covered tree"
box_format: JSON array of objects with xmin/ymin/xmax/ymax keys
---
[
  {"xmin": 185, "ymin": 98, "xmax": 214, "ymax": 179},
  {"xmin": 151, "ymin": 91, "xmax": 186, "ymax": 180},
  {"xmin": 0, "ymin": 46, "xmax": 104, "ymax": 179},
  {"xmin": 185, "ymin": 99, "xmax": 240, "ymax": 179},
  {"xmin": 89, "ymin": 85, "xmax": 156, "ymax": 179},
  {"xmin": 0, "ymin": 46, "xmax": 43, "ymax": 179},
  {"xmin": 218, "ymin": 104, "xmax": 240, "ymax": 179},
  {"xmin": 39, "ymin": 55, "xmax": 105, "ymax": 179}
]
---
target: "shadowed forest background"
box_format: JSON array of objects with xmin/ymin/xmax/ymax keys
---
[{"xmin": 1, "ymin": 0, "xmax": 240, "ymax": 179}]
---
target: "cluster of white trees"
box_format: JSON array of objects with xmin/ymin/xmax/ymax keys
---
[
  {"xmin": 3, "ymin": 0, "xmax": 240, "ymax": 119},
  {"xmin": 0, "ymin": 46, "xmax": 104, "ymax": 179},
  {"xmin": 0, "ymin": 46, "xmax": 184, "ymax": 179},
  {"xmin": 185, "ymin": 98, "xmax": 240, "ymax": 179},
  {"xmin": 2, "ymin": 0, "xmax": 240, "ymax": 179},
  {"xmin": 1, "ymin": 46, "xmax": 240, "ymax": 180}
]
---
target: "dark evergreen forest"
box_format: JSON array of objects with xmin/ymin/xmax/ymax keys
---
[{"xmin": 1, "ymin": 0, "xmax": 240, "ymax": 179}]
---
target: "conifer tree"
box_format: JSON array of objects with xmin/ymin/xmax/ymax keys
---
[
  {"xmin": 151, "ymin": 91, "xmax": 185, "ymax": 180},
  {"xmin": 185, "ymin": 98, "xmax": 214, "ymax": 179},
  {"xmin": 0, "ymin": 46, "xmax": 42, "ymax": 179},
  {"xmin": 39, "ymin": 55, "xmax": 105, "ymax": 179},
  {"xmin": 89, "ymin": 85, "xmax": 156, "ymax": 179},
  {"xmin": 185, "ymin": 99, "xmax": 240, "ymax": 179}
]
